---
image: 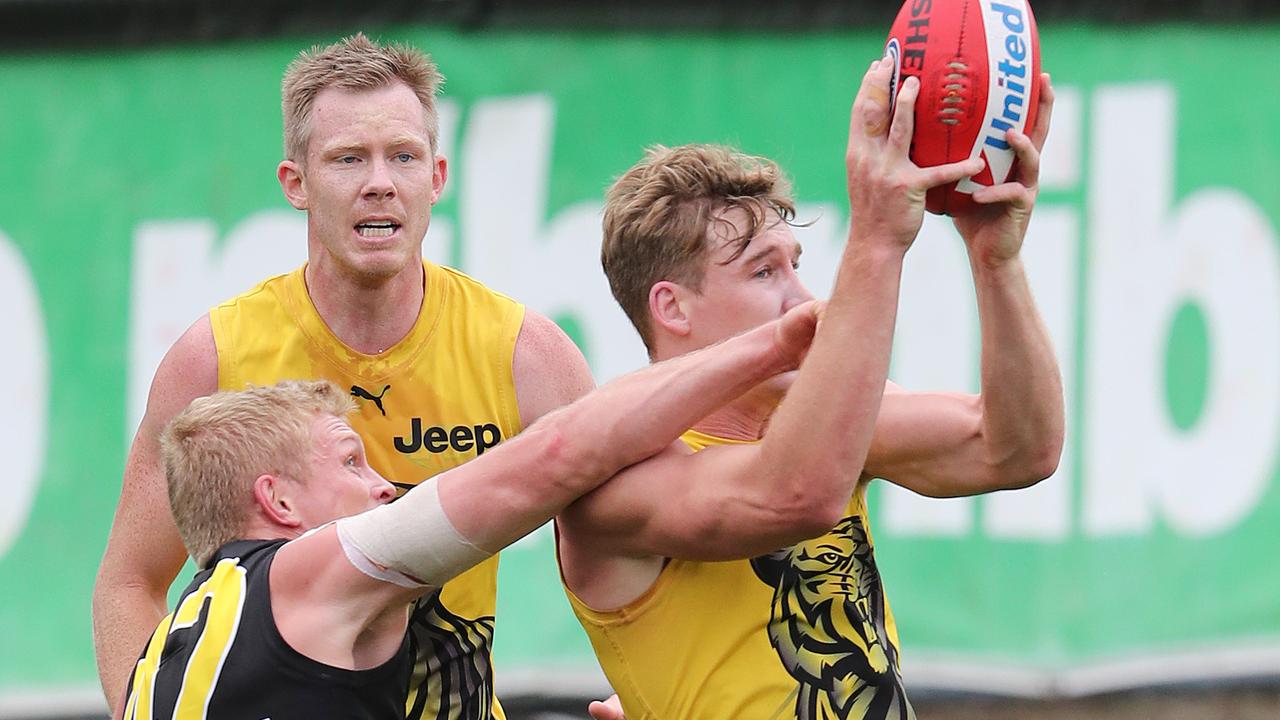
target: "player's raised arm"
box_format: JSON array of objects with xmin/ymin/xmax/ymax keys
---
[
  {"xmin": 93, "ymin": 316, "xmax": 217, "ymax": 711},
  {"xmin": 559, "ymin": 59, "xmax": 987, "ymax": 569},
  {"xmin": 866, "ymin": 73, "xmax": 1064, "ymax": 497}
]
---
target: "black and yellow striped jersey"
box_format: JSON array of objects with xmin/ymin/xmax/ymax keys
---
[
  {"xmin": 122, "ymin": 539, "xmax": 412, "ymax": 720},
  {"xmin": 208, "ymin": 261, "xmax": 525, "ymax": 719}
]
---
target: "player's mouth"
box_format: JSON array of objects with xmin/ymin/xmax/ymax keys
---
[{"xmin": 355, "ymin": 220, "xmax": 401, "ymax": 238}]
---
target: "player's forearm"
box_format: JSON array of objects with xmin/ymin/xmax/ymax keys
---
[
  {"xmin": 971, "ymin": 254, "xmax": 1065, "ymax": 485},
  {"xmin": 92, "ymin": 571, "xmax": 168, "ymax": 713},
  {"xmin": 445, "ymin": 318, "xmax": 803, "ymax": 552},
  {"xmin": 757, "ymin": 240, "xmax": 906, "ymax": 523},
  {"xmin": 557, "ymin": 318, "xmax": 798, "ymax": 482}
]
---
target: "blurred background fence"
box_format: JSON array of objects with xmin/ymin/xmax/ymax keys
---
[{"xmin": 2, "ymin": 1, "xmax": 1279, "ymax": 718}]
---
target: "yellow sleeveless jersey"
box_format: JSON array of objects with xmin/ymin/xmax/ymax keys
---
[
  {"xmin": 565, "ymin": 429, "xmax": 915, "ymax": 720},
  {"xmin": 209, "ymin": 260, "xmax": 523, "ymax": 720}
]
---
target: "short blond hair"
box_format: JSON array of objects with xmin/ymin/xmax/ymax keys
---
[
  {"xmin": 601, "ymin": 144, "xmax": 798, "ymax": 352},
  {"xmin": 281, "ymin": 33, "xmax": 444, "ymax": 163},
  {"xmin": 160, "ymin": 380, "xmax": 355, "ymax": 566}
]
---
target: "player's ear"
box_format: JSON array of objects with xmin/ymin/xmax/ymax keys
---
[
  {"xmin": 254, "ymin": 474, "xmax": 303, "ymax": 528},
  {"xmin": 430, "ymin": 154, "xmax": 448, "ymax": 205},
  {"xmin": 649, "ymin": 281, "xmax": 692, "ymax": 338},
  {"xmin": 278, "ymin": 160, "xmax": 308, "ymax": 211}
]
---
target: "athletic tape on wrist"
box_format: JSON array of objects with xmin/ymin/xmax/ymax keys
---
[{"xmin": 335, "ymin": 472, "xmax": 491, "ymax": 588}]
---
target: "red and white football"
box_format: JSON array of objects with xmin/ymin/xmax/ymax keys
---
[{"xmin": 885, "ymin": 0, "xmax": 1042, "ymax": 215}]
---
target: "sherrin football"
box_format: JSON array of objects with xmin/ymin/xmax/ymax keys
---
[{"xmin": 885, "ymin": 0, "xmax": 1041, "ymax": 215}]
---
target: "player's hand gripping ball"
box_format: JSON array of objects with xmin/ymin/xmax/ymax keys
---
[{"xmin": 885, "ymin": 0, "xmax": 1042, "ymax": 215}]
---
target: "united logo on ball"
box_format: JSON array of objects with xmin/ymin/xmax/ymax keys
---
[{"xmin": 886, "ymin": 0, "xmax": 1042, "ymax": 215}]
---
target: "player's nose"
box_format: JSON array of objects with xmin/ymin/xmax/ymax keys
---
[
  {"xmin": 361, "ymin": 158, "xmax": 397, "ymax": 201},
  {"xmin": 370, "ymin": 473, "xmax": 396, "ymax": 504},
  {"xmin": 781, "ymin": 276, "xmax": 816, "ymax": 312}
]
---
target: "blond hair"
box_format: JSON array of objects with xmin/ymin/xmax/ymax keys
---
[
  {"xmin": 160, "ymin": 380, "xmax": 355, "ymax": 566},
  {"xmin": 281, "ymin": 33, "xmax": 444, "ymax": 163},
  {"xmin": 601, "ymin": 144, "xmax": 798, "ymax": 352}
]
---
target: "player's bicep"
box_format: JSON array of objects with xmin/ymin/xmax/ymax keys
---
[
  {"xmin": 103, "ymin": 316, "xmax": 219, "ymax": 584},
  {"xmin": 513, "ymin": 309, "xmax": 595, "ymax": 428},
  {"xmin": 106, "ymin": 424, "xmax": 189, "ymax": 585},
  {"xmin": 273, "ymin": 524, "xmax": 423, "ymax": 614},
  {"xmin": 866, "ymin": 389, "xmax": 996, "ymax": 497},
  {"xmin": 561, "ymin": 442, "xmax": 801, "ymax": 561}
]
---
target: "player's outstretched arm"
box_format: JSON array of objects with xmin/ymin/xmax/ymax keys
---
[
  {"xmin": 264, "ymin": 300, "xmax": 821, "ymax": 660},
  {"xmin": 93, "ymin": 317, "xmax": 218, "ymax": 713},
  {"xmin": 867, "ymin": 74, "xmax": 1064, "ymax": 497},
  {"xmin": 439, "ymin": 298, "xmax": 820, "ymax": 552},
  {"xmin": 559, "ymin": 59, "xmax": 987, "ymax": 569}
]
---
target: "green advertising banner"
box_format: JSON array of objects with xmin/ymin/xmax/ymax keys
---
[{"xmin": 2, "ymin": 24, "xmax": 1279, "ymax": 714}]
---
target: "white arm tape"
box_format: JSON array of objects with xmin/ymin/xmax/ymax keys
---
[{"xmin": 334, "ymin": 473, "xmax": 492, "ymax": 588}]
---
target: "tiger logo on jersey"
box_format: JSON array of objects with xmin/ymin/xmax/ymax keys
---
[
  {"xmin": 751, "ymin": 515, "xmax": 915, "ymax": 720},
  {"xmin": 404, "ymin": 592, "xmax": 496, "ymax": 720}
]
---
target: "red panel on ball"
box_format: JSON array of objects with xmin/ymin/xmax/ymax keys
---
[{"xmin": 885, "ymin": 0, "xmax": 1041, "ymax": 215}]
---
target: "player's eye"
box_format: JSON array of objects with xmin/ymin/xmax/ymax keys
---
[
  {"xmin": 345, "ymin": 454, "xmax": 358, "ymax": 467},
  {"xmin": 339, "ymin": 155, "xmax": 358, "ymax": 164},
  {"xmin": 754, "ymin": 266, "xmax": 774, "ymax": 279},
  {"xmin": 394, "ymin": 152, "xmax": 414, "ymax": 163}
]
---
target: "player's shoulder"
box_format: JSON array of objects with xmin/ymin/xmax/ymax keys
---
[
  {"xmin": 514, "ymin": 309, "xmax": 588, "ymax": 376},
  {"xmin": 212, "ymin": 267, "xmax": 299, "ymax": 314},
  {"xmin": 153, "ymin": 314, "xmax": 218, "ymax": 397},
  {"xmin": 512, "ymin": 309, "xmax": 593, "ymax": 425},
  {"xmin": 430, "ymin": 261, "xmax": 522, "ymax": 307},
  {"xmin": 128, "ymin": 313, "xmax": 219, "ymax": 444}
]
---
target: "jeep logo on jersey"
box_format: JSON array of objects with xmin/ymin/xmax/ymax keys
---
[{"xmin": 393, "ymin": 418, "xmax": 503, "ymax": 456}]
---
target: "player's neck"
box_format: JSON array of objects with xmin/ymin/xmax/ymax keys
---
[
  {"xmin": 690, "ymin": 383, "xmax": 783, "ymax": 442},
  {"xmin": 238, "ymin": 517, "xmax": 304, "ymax": 547},
  {"xmin": 304, "ymin": 259, "xmax": 426, "ymax": 356}
]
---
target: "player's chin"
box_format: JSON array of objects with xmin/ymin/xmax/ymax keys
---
[{"xmin": 347, "ymin": 248, "xmax": 421, "ymax": 279}]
